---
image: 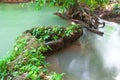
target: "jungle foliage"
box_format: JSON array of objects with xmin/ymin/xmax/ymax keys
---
[
  {"xmin": 35, "ymin": 0, "xmax": 110, "ymax": 10},
  {"xmin": 0, "ymin": 24, "xmax": 82, "ymax": 80},
  {"xmin": 0, "ymin": 37, "xmax": 63, "ymax": 80}
]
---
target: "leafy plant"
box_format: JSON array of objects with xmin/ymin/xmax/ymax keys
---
[
  {"xmin": 49, "ymin": 72, "xmax": 64, "ymax": 80},
  {"xmin": 79, "ymin": 0, "xmax": 109, "ymax": 9},
  {"xmin": 35, "ymin": 0, "xmax": 46, "ymax": 9},
  {"xmin": 65, "ymin": 24, "xmax": 81, "ymax": 37},
  {"xmin": 32, "ymin": 24, "xmax": 81, "ymax": 41},
  {"xmin": 113, "ymin": 3, "xmax": 120, "ymax": 14},
  {"xmin": 32, "ymin": 26, "xmax": 64, "ymax": 42},
  {"xmin": 13, "ymin": 37, "xmax": 27, "ymax": 56}
]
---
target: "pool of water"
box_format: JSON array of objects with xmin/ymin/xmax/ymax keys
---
[
  {"xmin": 0, "ymin": 3, "xmax": 66, "ymax": 58},
  {"xmin": 46, "ymin": 21, "xmax": 120, "ymax": 80}
]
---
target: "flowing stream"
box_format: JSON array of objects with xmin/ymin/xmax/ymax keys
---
[
  {"xmin": 46, "ymin": 21, "xmax": 120, "ymax": 80},
  {"xmin": 1, "ymin": 3, "xmax": 120, "ymax": 80}
]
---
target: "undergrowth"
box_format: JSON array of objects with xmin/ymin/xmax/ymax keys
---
[{"xmin": 0, "ymin": 24, "xmax": 82, "ymax": 80}]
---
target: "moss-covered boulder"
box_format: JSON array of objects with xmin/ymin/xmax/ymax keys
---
[
  {"xmin": 22, "ymin": 24, "xmax": 83, "ymax": 55},
  {"xmin": 0, "ymin": 24, "xmax": 82, "ymax": 80}
]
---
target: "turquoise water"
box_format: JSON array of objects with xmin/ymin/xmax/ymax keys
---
[
  {"xmin": 0, "ymin": 3, "xmax": 67, "ymax": 58},
  {"xmin": 1, "ymin": 3, "xmax": 120, "ymax": 80}
]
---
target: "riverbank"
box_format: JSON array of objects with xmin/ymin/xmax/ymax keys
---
[{"xmin": 0, "ymin": 24, "xmax": 83, "ymax": 80}]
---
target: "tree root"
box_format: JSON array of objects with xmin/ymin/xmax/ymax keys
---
[
  {"xmin": 54, "ymin": 12, "xmax": 104, "ymax": 36},
  {"xmin": 54, "ymin": 3, "xmax": 105, "ymax": 36}
]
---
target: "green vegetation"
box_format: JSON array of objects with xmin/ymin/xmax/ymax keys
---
[
  {"xmin": 35, "ymin": 0, "xmax": 110, "ymax": 10},
  {"xmin": 0, "ymin": 37, "xmax": 50, "ymax": 80},
  {"xmin": 65, "ymin": 24, "xmax": 81, "ymax": 37},
  {"xmin": 32, "ymin": 24, "xmax": 81, "ymax": 41},
  {"xmin": 0, "ymin": 24, "xmax": 82, "ymax": 80},
  {"xmin": 80, "ymin": 0, "xmax": 109, "ymax": 9},
  {"xmin": 32, "ymin": 26, "xmax": 65, "ymax": 42},
  {"xmin": 113, "ymin": 3, "xmax": 120, "ymax": 14},
  {"xmin": 0, "ymin": 0, "xmax": 117, "ymax": 80}
]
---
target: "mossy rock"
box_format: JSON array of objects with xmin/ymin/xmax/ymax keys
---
[
  {"xmin": 21, "ymin": 25, "xmax": 83, "ymax": 55},
  {"xmin": 0, "ymin": 24, "xmax": 83, "ymax": 80}
]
